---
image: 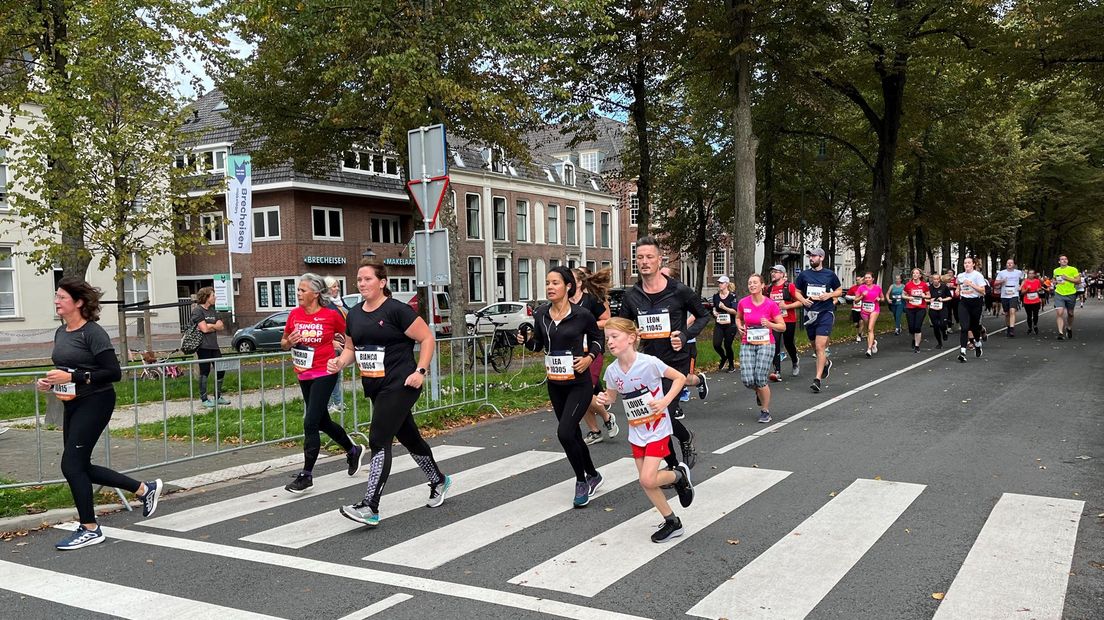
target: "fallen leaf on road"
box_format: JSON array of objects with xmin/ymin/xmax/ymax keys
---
[
  {"xmin": 726, "ymin": 539, "xmax": 740, "ymax": 545},
  {"xmin": 1089, "ymin": 561, "xmax": 1104, "ymax": 570},
  {"xmin": 874, "ymin": 475, "xmax": 882, "ymax": 480},
  {"xmin": 604, "ymin": 507, "xmax": 613, "ymax": 512},
  {"xmin": 1039, "ymin": 465, "xmax": 1047, "ymax": 470},
  {"xmin": 931, "ymin": 592, "xmax": 945, "ymax": 600},
  {"xmin": 829, "ymin": 491, "xmax": 837, "ymax": 497}
]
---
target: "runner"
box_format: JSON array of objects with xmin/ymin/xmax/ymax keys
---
[
  {"xmin": 886, "ymin": 274, "xmax": 905, "ymax": 335},
  {"xmin": 903, "ymin": 268, "xmax": 930, "ymax": 353},
  {"xmin": 571, "ymin": 267, "xmax": 619, "ymax": 446},
  {"xmin": 794, "ymin": 248, "xmax": 843, "ymax": 393},
  {"xmin": 735, "ymin": 274, "xmax": 786, "ymax": 423},
  {"xmin": 987, "ymin": 274, "xmax": 1002, "ymax": 317},
  {"xmin": 518, "ymin": 266, "xmax": 605, "ymax": 507},
  {"xmin": 619, "ymin": 236, "xmax": 709, "ymax": 469},
  {"xmin": 190, "ymin": 287, "xmax": 229, "ymax": 408},
  {"xmin": 712, "ymin": 276, "xmax": 738, "ymax": 373},
  {"xmin": 39, "ymin": 277, "xmax": 162, "ymax": 550},
  {"xmin": 1052, "ymin": 255, "xmax": 1081, "ymax": 340},
  {"xmin": 596, "ymin": 318, "xmax": 694, "ymax": 542},
  {"xmin": 1020, "ymin": 269, "xmax": 1043, "ymax": 335},
  {"xmin": 1075, "ymin": 270, "xmax": 1087, "ymax": 308},
  {"xmin": 944, "ymin": 268, "xmax": 959, "ymax": 335},
  {"xmin": 323, "ymin": 276, "xmax": 349, "ymax": 414},
  {"xmin": 334, "ymin": 261, "xmax": 450, "ymax": 526},
  {"xmin": 994, "ymin": 259, "xmax": 1025, "ymax": 337},
  {"xmin": 846, "ymin": 278, "xmax": 864, "ymax": 343},
  {"xmin": 768, "ymin": 264, "xmax": 801, "ymax": 380},
  {"xmin": 855, "ymin": 272, "xmax": 882, "ymax": 358},
  {"xmin": 928, "ymin": 271, "xmax": 951, "ymax": 349},
  {"xmin": 281, "ymin": 273, "xmax": 363, "ymax": 494},
  {"xmin": 956, "ymin": 257, "xmax": 988, "ymax": 363}
]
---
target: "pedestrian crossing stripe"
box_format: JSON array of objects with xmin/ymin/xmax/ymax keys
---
[
  {"xmin": 140, "ymin": 444, "xmax": 481, "ymax": 532},
  {"xmin": 241, "ymin": 450, "xmax": 564, "ymax": 549}
]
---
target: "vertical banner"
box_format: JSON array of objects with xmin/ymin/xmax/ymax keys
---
[
  {"xmin": 213, "ymin": 274, "xmax": 231, "ymax": 311},
  {"xmin": 227, "ymin": 154, "xmax": 252, "ymax": 254}
]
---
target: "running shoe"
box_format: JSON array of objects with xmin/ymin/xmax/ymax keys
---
[
  {"xmin": 1057, "ymin": 333, "xmax": 1065, "ymax": 341},
  {"xmin": 958, "ymin": 352, "xmax": 967, "ymax": 363},
  {"xmin": 573, "ymin": 480, "xmax": 590, "ymax": 508},
  {"xmin": 976, "ymin": 342, "xmax": 983, "ymax": 358},
  {"xmin": 680, "ymin": 431, "xmax": 697, "ymax": 469},
  {"xmin": 586, "ymin": 472, "xmax": 603, "ymax": 497},
  {"xmin": 727, "ymin": 365, "xmax": 738, "ymax": 373},
  {"xmin": 679, "ymin": 387, "xmax": 690, "ymax": 403},
  {"xmin": 340, "ymin": 501, "xmax": 379, "ymax": 526},
  {"xmin": 285, "ymin": 472, "xmax": 313, "ymax": 494},
  {"xmin": 583, "ymin": 430, "xmax": 604, "ymax": 445},
  {"xmin": 791, "ymin": 358, "xmax": 800, "ymax": 377},
  {"xmin": 651, "ymin": 517, "xmax": 684, "ymax": 543},
  {"xmin": 855, "ymin": 334, "xmax": 861, "ymax": 342},
  {"xmin": 672, "ymin": 403, "xmax": 685, "ymax": 420},
  {"xmin": 347, "ymin": 444, "xmax": 365, "ymax": 476},
  {"xmin": 823, "ymin": 358, "xmax": 833, "ymax": 380},
  {"xmin": 768, "ymin": 372, "xmax": 781, "ymax": 383},
  {"xmin": 810, "ymin": 378, "xmax": 822, "ymax": 393},
  {"xmin": 1007, "ymin": 327, "xmax": 1014, "ymax": 338},
  {"xmin": 865, "ymin": 348, "xmax": 872, "ymax": 358},
  {"xmin": 201, "ymin": 399, "xmax": 215, "ymax": 408},
  {"xmin": 872, "ymin": 340, "xmax": 878, "ymax": 354},
  {"xmin": 55, "ymin": 525, "xmax": 104, "ymax": 550},
  {"xmin": 981, "ymin": 327, "xmax": 988, "ymax": 341},
  {"xmin": 1066, "ymin": 328, "xmax": 1073, "ymax": 340},
  {"xmin": 427, "ymin": 475, "xmax": 451, "ymax": 508},
  {"xmin": 696, "ymin": 373, "xmax": 709, "ymax": 400},
  {"xmin": 216, "ymin": 396, "xmax": 231, "ymax": 406},
  {"xmin": 913, "ymin": 345, "xmax": 920, "ymax": 353},
  {"xmin": 603, "ymin": 413, "xmax": 619, "ymax": 438},
  {"xmin": 141, "ymin": 479, "xmax": 162, "ymax": 518},
  {"xmin": 758, "ymin": 410, "xmax": 772, "ymax": 424},
  {"xmin": 673, "ymin": 463, "xmax": 694, "ymax": 508},
  {"xmin": 895, "ymin": 327, "xmax": 901, "ymax": 335}
]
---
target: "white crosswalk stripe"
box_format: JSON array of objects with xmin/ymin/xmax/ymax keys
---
[
  {"xmin": 509, "ymin": 466, "xmax": 792, "ymax": 597},
  {"xmin": 240, "ymin": 450, "xmax": 564, "ymax": 548},
  {"xmin": 686, "ymin": 478, "xmax": 926, "ymax": 620},
  {"xmin": 141, "ymin": 444, "xmax": 481, "ymax": 532},
  {"xmin": 932, "ymin": 493, "xmax": 1084, "ymax": 620}
]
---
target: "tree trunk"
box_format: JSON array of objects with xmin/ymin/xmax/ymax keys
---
[
  {"xmin": 760, "ymin": 155, "xmax": 775, "ymax": 275},
  {"xmin": 694, "ymin": 196, "xmax": 708, "ymax": 296},
  {"xmin": 860, "ymin": 57, "xmax": 907, "ymax": 280},
  {"xmin": 628, "ymin": 32, "xmax": 652, "ymax": 236},
  {"xmin": 730, "ymin": 6, "xmax": 758, "ymax": 283},
  {"xmin": 440, "ymin": 192, "xmax": 467, "ymax": 338},
  {"xmin": 941, "ymin": 238, "xmax": 952, "ymax": 270}
]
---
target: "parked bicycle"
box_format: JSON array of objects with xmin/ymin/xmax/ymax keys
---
[
  {"xmin": 465, "ymin": 311, "xmax": 516, "ymax": 373},
  {"xmin": 128, "ymin": 349, "xmax": 185, "ymax": 380}
]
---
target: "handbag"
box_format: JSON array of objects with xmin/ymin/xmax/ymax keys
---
[{"xmin": 180, "ymin": 323, "xmax": 204, "ymax": 354}]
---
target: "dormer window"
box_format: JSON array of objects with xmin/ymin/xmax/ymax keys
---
[
  {"xmin": 559, "ymin": 161, "xmax": 575, "ymax": 186},
  {"xmin": 579, "ymin": 151, "xmax": 599, "ymax": 173},
  {"xmin": 212, "ymin": 100, "xmax": 229, "ymax": 112},
  {"xmin": 174, "ymin": 147, "xmax": 228, "ymax": 174},
  {"xmin": 342, "ymin": 150, "xmax": 400, "ymax": 178},
  {"xmin": 451, "ymin": 150, "xmax": 466, "ymax": 168},
  {"xmin": 481, "ymin": 146, "xmax": 507, "ymax": 173}
]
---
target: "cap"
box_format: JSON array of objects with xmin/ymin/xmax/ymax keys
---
[
  {"xmin": 806, "ymin": 248, "xmax": 826, "ymax": 257},
  {"xmin": 717, "ymin": 276, "xmax": 730, "ymax": 284},
  {"xmin": 770, "ymin": 264, "xmax": 785, "ymax": 272}
]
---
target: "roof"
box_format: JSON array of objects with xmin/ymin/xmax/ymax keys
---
[
  {"xmin": 448, "ymin": 143, "xmax": 610, "ymax": 194},
  {"xmin": 524, "ymin": 117, "xmax": 629, "ymax": 175}
]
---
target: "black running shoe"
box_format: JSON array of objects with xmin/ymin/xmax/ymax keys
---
[
  {"xmin": 811, "ymin": 378, "xmax": 822, "ymax": 393},
  {"xmin": 680, "ymin": 432, "xmax": 697, "ymax": 469},
  {"xmin": 976, "ymin": 342, "xmax": 983, "ymax": 357},
  {"xmin": 285, "ymin": 472, "xmax": 313, "ymax": 494},
  {"xmin": 958, "ymin": 353, "xmax": 967, "ymax": 363},
  {"xmin": 347, "ymin": 444, "xmax": 365, "ymax": 476},
  {"xmin": 141, "ymin": 479, "xmax": 162, "ymax": 518},
  {"xmin": 696, "ymin": 373, "xmax": 709, "ymax": 400},
  {"xmin": 651, "ymin": 517, "xmax": 684, "ymax": 543},
  {"xmin": 673, "ymin": 463, "xmax": 694, "ymax": 508},
  {"xmin": 822, "ymin": 358, "xmax": 833, "ymax": 380},
  {"xmin": 1067, "ymin": 328, "xmax": 1073, "ymax": 340}
]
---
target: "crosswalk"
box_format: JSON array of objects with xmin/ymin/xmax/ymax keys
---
[{"xmin": 2, "ymin": 444, "xmax": 1087, "ymax": 620}]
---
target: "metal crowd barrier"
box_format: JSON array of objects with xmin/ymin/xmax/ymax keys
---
[{"xmin": 0, "ymin": 334, "xmax": 501, "ymax": 490}]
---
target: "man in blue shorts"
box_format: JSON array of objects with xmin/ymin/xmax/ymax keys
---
[{"xmin": 794, "ymin": 248, "xmax": 843, "ymax": 393}]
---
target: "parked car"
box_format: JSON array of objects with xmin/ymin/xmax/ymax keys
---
[
  {"xmin": 231, "ymin": 311, "xmax": 289, "ymax": 353},
  {"xmin": 466, "ymin": 302, "xmax": 533, "ymax": 335},
  {"xmin": 607, "ymin": 287, "xmax": 629, "ymax": 317},
  {"xmin": 344, "ymin": 291, "xmax": 452, "ymax": 336}
]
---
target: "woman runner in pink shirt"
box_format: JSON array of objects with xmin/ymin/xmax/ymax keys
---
[
  {"xmin": 735, "ymin": 274, "xmax": 786, "ymax": 424},
  {"xmin": 855, "ymin": 272, "xmax": 883, "ymax": 357}
]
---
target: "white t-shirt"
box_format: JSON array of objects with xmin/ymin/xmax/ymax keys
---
[
  {"xmin": 995, "ymin": 269, "xmax": 1024, "ymax": 298},
  {"xmin": 956, "ymin": 271, "xmax": 987, "ymax": 299},
  {"xmin": 603, "ymin": 352, "xmax": 674, "ymax": 448}
]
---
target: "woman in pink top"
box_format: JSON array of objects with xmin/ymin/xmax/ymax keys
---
[
  {"xmin": 856, "ymin": 272, "xmax": 883, "ymax": 358},
  {"xmin": 735, "ymin": 274, "xmax": 786, "ymax": 424}
]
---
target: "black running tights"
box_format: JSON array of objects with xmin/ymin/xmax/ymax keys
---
[
  {"xmin": 363, "ymin": 385, "xmax": 442, "ymax": 511},
  {"xmin": 62, "ymin": 390, "xmax": 141, "ymax": 524},
  {"xmin": 773, "ymin": 322, "xmax": 798, "ymax": 372},
  {"xmin": 549, "ymin": 381, "xmax": 599, "ymax": 481},
  {"xmin": 958, "ymin": 298, "xmax": 983, "ymax": 348},
  {"xmin": 299, "ymin": 373, "xmax": 354, "ymax": 473},
  {"xmin": 906, "ymin": 308, "xmax": 926, "ymax": 335},
  {"xmin": 713, "ymin": 324, "xmax": 737, "ymax": 369},
  {"xmin": 1024, "ymin": 304, "xmax": 1040, "ymax": 330}
]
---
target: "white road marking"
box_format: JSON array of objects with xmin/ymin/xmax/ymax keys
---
[
  {"xmin": 241, "ymin": 450, "xmax": 563, "ymax": 549},
  {"xmin": 167, "ymin": 453, "xmax": 338, "ymax": 490},
  {"xmin": 0, "ymin": 559, "xmax": 281, "ymax": 619},
  {"xmin": 510, "ymin": 466, "xmax": 792, "ymax": 597},
  {"xmin": 365, "ymin": 458, "xmax": 639, "ymax": 569},
  {"xmin": 932, "ymin": 493, "xmax": 1084, "ymax": 620},
  {"xmin": 58, "ymin": 525, "xmax": 651, "ymax": 620},
  {"xmin": 687, "ymin": 478, "xmax": 926, "ymax": 620},
  {"xmin": 335, "ymin": 593, "xmax": 413, "ymax": 619},
  {"xmin": 141, "ymin": 444, "xmax": 480, "ymax": 531}
]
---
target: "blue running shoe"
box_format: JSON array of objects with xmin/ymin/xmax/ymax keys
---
[
  {"xmin": 427, "ymin": 475, "xmax": 451, "ymax": 508},
  {"xmin": 573, "ymin": 480, "xmax": 589, "ymax": 508},
  {"xmin": 56, "ymin": 525, "xmax": 104, "ymax": 551}
]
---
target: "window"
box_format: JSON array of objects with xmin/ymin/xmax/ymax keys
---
[
  {"xmin": 466, "ymin": 194, "xmax": 481, "ymax": 239},
  {"xmin": 515, "ymin": 200, "xmax": 529, "ymax": 242},
  {"xmin": 547, "ymin": 204, "xmax": 559, "ymax": 244},
  {"xmin": 0, "ymin": 148, "xmax": 8, "ymax": 209},
  {"xmin": 0, "ymin": 246, "xmax": 16, "ymax": 317},
  {"xmin": 342, "ymin": 150, "xmax": 400, "ymax": 177},
  {"xmin": 584, "ymin": 209, "xmax": 595, "ymax": 247},
  {"xmin": 600, "ymin": 211, "xmax": 611, "ymax": 248},
  {"xmin": 560, "ymin": 162, "xmax": 575, "ymax": 186},
  {"xmin": 255, "ymin": 277, "xmax": 298, "ymax": 311},
  {"xmin": 518, "ymin": 258, "xmax": 531, "ymax": 301},
  {"xmin": 629, "ymin": 193, "xmax": 639, "ymax": 226},
  {"xmin": 311, "ymin": 206, "xmax": 343, "ymax": 240},
  {"xmin": 388, "ymin": 277, "xmax": 415, "ymax": 292},
  {"xmin": 175, "ymin": 148, "xmax": 227, "ymax": 174},
  {"xmin": 713, "ymin": 250, "xmax": 727, "ymax": 276},
  {"xmin": 200, "ymin": 212, "xmax": 224, "ymax": 244},
  {"xmin": 492, "ymin": 196, "xmax": 507, "ymax": 241},
  {"xmin": 565, "ymin": 206, "xmax": 577, "ymax": 246},
  {"xmin": 468, "ymin": 257, "xmax": 484, "ymax": 303},
  {"xmin": 495, "ymin": 256, "xmax": 508, "ymax": 301},
  {"xmin": 252, "ymin": 206, "xmax": 280, "ymax": 241},
  {"xmin": 586, "ymin": 260, "xmax": 596, "ymax": 273},
  {"xmin": 371, "ymin": 215, "xmax": 402, "ymax": 244},
  {"xmin": 601, "ymin": 260, "xmax": 612, "ymax": 271},
  {"xmin": 579, "ymin": 151, "xmax": 599, "ymax": 173},
  {"xmin": 122, "ymin": 253, "xmax": 150, "ymax": 305},
  {"xmin": 630, "ymin": 242, "xmax": 637, "ymax": 275},
  {"xmin": 549, "ymin": 259, "xmax": 560, "ymax": 269}
]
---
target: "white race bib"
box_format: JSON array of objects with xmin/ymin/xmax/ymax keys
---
[
  {"xmin": 929, "ymin": 300, "xmax": 943, "ymax": 310},
  {"xmin": 911, "ymin": 295, "xmax": 923, "ymax": 305},
  {"xmin": 291, "ymin": 346, "xmax": 315, "ymax": 373},
  {"xmin": 637, "ymin": 310, "xmax": 671, "ymax": 340},
  {"xmin": 1003, "ymin": 285, "xmax": 1017, "ymax": 297},
  {"xmin": 544, "ymin": 351, "xmax": 575, "ymax": 381},
  {"xmin": 52, "ymin": 381, "xmax": 77, "ymax": 401},
  {"xmin": 1026, "ymin": 292, "xmax": 1039, "ymax": 301},
  {"xmin": 622, "ymin": 388, "xmax": 663, "ymax": 427},
  {"xmin": 852, "ymin": 298, "xmax": 863, "ymax": 311},
  {"xmin": 715, "ymin": 312, "xmax": 731, "ymax": 325},
  {"xmin": 862, "ymin": 301, "xmax": 876, "ymax": 313},
  {"xmin": 747, "ymin": 327, "xmax": 770, "ymax": 345},
  {"xmin": 355, "ymin": 346, "xmax": 386, "ymax": 378},
  {"xmin": 806, "ymin": 285, "xmax": 826, "ymax": 298}
]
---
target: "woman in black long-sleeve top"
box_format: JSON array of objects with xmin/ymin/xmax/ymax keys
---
[
  {"xmin": 37, "ymin": 277, "xmax": 163, "ymax": 550},
  {"xmin": 518, "ymin": 266, "xmax": 605, "ymax": 508}
]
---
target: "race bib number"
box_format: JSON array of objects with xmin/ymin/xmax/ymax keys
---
[
  {"xmin": 1026, "ymin": 292, "xmax": 1039, "ymax": 301},
  {"xmin": 862, "ymin": 301, "xmax": 876, "ymax": 313},
  {"xmin": 852, "ymin": 298, "xmax": 862, "ymax": 311},
  {"xmin": 291, "ymin": 346, "xmax": 315, "ymax": 373},
  {"xmin": 911, "ymin": 295, "xmax": 923, "ymax": 305},
  {"xmin": 1003, "ymin": 286, "xmax": 1017, "ymax": 297},
  {"xmin": 52, "ymin": 381, "xmax": 77, "ymax": 401},
  {"xmin": 622, "ymin": 388, "xmax": 663, "ymax": 427},
  {"xmin": 747, "ymin": 327, "xmax": 770, "ymax": 345},
  {"xmin": 544, "ymin": 351, "xmax": 575, "ymax": 381},
  {"xmin": 929, "ymin": 300, "xmax": 943, "ymax": 310},
  {"xmin": 637, "ymin": 310, "xmax": 671, "ymax": 340},
  {"xmin": 1056, "ymin": 275, "xmax": 1065, "ymax": 283},
  {"xmin": 355, "ymin": 346, "xmax": 386, "ymax": 378},
  {"xmin": 806, "ymin": 285, "xmax": 826, "ymax": 298},
  {"xmin": 715, "ymin": 312, "xmax": 731, "ymax": 325},
  {"xmin": 779, "ymin": 307, "xmax": 788, "ymax": 318}
]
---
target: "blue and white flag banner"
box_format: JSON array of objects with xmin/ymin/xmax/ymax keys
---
[{"xmin": 227, "ymin": 154, "xmax": 252, "ymax": 254}]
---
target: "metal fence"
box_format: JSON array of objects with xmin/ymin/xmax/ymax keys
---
[{"xmin": 0, "ymin": 334, "xmax": 505, "ymax": 490}]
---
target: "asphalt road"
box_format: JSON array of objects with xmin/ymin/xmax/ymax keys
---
[{"xmin": 2, "ymin": 304, "xmax": 1101, "ymax": 620}]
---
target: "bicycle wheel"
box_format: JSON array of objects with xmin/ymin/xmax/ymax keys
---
[{"xmin": 489, "ymin": 334, "xmax": 513, "ymax": 372}]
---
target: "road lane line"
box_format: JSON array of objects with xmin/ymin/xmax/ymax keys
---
[
  {"xmin": 141, "ymin": 444, "xmax": 480, "ymax": 531},
  {"xmin": 335, "ymin": 593, "xmax": 413, "ymax": 619},
  {"xmin": 0, "ymin": 559, "xmax": 281, "ymax": 619},
  {"xmin": 365, "ymin": 458, "xmax": 639, "ymax": 569},
  {"xmin": 509, "ymin": 466, "xmax": 792, "ymax": 597},
  {"xmin": 687, "ymin": 478, "xmax": 925, "ymax": 620},
  {"xmin": 55, "ymin": 525, "xmax": 651, "ymax": 620},
  {"xmin": 241, "ymin": 450, "xmax": 564, "ymax": 549},
  {"xmin": 932, "ymin": 493, "xmax": 1083, "ymax": 620}
]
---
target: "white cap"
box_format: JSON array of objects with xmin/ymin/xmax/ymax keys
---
[{"xmin": 717, "ymin": 276, "xmax": 730, "ymax": 284}]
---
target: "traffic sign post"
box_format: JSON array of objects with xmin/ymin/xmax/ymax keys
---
[{"xmin": 408, "ymin": 124, "xmax": 451, "ymax": 402}]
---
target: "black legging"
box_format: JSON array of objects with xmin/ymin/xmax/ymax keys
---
[
  {"xmin": 713, "ymin": 323, "xmax": 736, "ymax": 369},
  {"xmin": 362, "ymin": 385, "xmax": 443, "ymax": 512},
  {"xmin": 548, "ymin": 381, "xmax": 599, "ymax": 481},
  {"xmin": 929, "ymin": 309, "xmax": 946, "ymax": 345},
  {"xmin": 299, "ymin": 373, "xmax": 354, "ymax": 473},
  {"xmin": 773, "ymin": 322, "xmax": 798, "ymax": 372},
  {"xmin": 1024, "ymin": 303, "xmax": 1041, "ymax": 331},
  {"xmin": 660, "ymin": 375, "xmax": 693, "ymax": 468},
  {"xmin": 62, "ymin": 390, "xmax": 141, "ymax": 524},
  {"xmin": 906, "ymin": 308, "xmax": 926, "ymax": 334},
  {"xmin": 197, "ymin": 347, "xmax": 225, "ymax": 400},
  {"xmin": 958, "ymin": 298, "xmax": 984, "ymax": 348}
]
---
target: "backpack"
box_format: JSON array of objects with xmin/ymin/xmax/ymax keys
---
[{"xmin": 180, "ymin": 323, "xmax": 204, "ymax": 354}]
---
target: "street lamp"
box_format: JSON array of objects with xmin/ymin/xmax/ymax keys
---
[
  {"xmin": 361, "ymin": 248, "xmax": 376, "ymax": 259},
  {"xmin": 621, "ymin": 258, "xmax": 628, "ymax": 284}
]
